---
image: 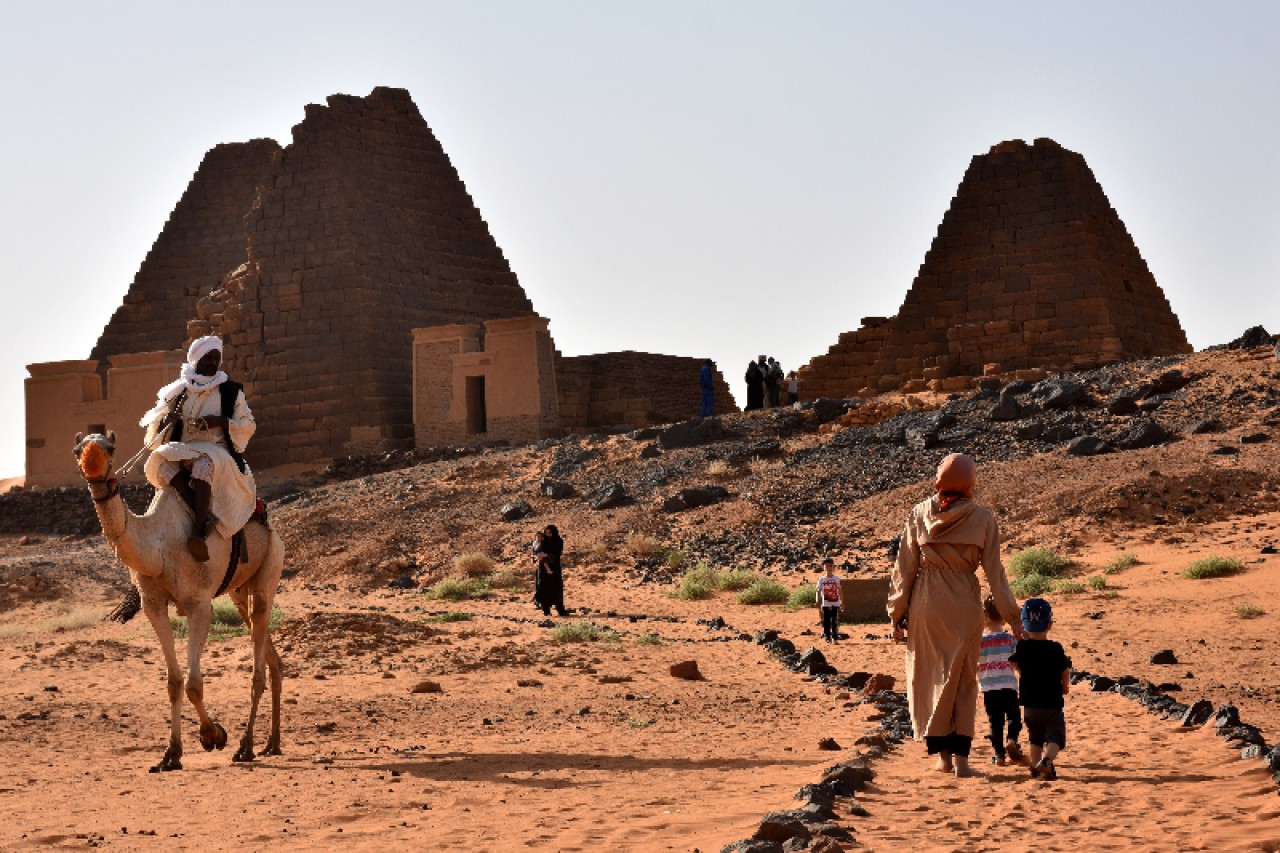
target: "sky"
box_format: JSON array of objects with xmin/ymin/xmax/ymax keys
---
[{"xmin": 2, "ymin": 1, "xmax": 1278, "ymax": 480}]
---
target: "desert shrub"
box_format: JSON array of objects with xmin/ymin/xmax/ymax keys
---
[
  {"xmin": 428, "ymin": 576, "xmax": 492, "ymax": 601},
  {"xmin": 635, "ymin": 631, "xmax": 662, "ymax": 645},
  {"xmin": 747, "ymin": 456, "xmax": 782, "ymax": 475},
  {"xmin": 1183, "ymin": 556, "xmax": 1243, "ymax": 579},
  {"xmin": 670, "ymin": 575, "xmax": 713, "ymax": 601},
  {"xmin": 1008, "ymin": 547, "xmax": 1072, "ymax": 578},
  {"xmin": 588, "ymin": 542, "xmax": 610, "ymax": 563},
  {"xmin": 626, "ymin": 717, "xmax": 655, "ymax": 728},
  {"xmin": 453, "ymin": 552, "xmax": 494, "ymax": 577},
  {"xmin": 40, "ymin": 605, "xmax": 103, "ymax": 633},
  {"xmin": 1052, "ymin": 579, "xmax": 1086, "ymax": 596},
  {"xmin": 663, "ymin": 549, "xmax": 688, "ymax": 570},
  {"xmin": 1103, "ymin": 552, "xmax": 1140, "ymax": 574},
  {"xmin": 487, "ymin": 568, "xmax": 526, "ymax": 589},
  {"xmin": 787, "ymin": 583, "xmax": 818, "ymax": 609},
  {"xmin": 706, "ymin": 459, "xmax": 732, "ymax": 476},
  {"xmin": 736, "ymin": 579, "xmax": 790, "ymax": 605},
  {"xmin": 1010, "ymin": 573, "xmax": 1054, "ymax": 598},
  {"xmin": 1086, "ymin": 575, "xmax": 1108, "ymax": 591},
  {"xmin": 422, "ymin": 611, "xmax": 473, "ymax": 623},
  {"xmin": 1235, "ymin": 603, "xmax": 1265, "ymax": 619},
  {"xmin": 551, "ymin": 621, "xmax": 607, "ymax": 643},
  {"xmin": 718, "ymin": 570, "xmax": 760, "ymax": 592},
  {"xmin": 171, "ymin": 603, "xmax": 285, "ymax": 641},
  {"xmin": 624, "ymin": 532, "xmax": 664, "ymax": 557}
]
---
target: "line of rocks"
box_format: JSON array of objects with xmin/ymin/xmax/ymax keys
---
[
  {"xmin": 716, "ymin": 631, "xmax": 912, "ymax": 853},
  {"xmin": 1072, "ymin": 669, "xmax": 1280, "ymax": 794}
]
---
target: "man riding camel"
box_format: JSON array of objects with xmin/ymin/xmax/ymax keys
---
[{"xmin": 139, "ymin": 335, "xmax": 256, "ymax": 563}]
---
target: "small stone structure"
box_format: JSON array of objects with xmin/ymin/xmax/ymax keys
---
[
  {"xmin": 411, "ymin": 315, "xmax": 734, "ymax": 446},
  {"xmin": 800, "ymin": 138, "xmax": 1191, "ymax": 398},
  {"xmin": 24, "ymin": 351, "xmax": 184, "ymax": 486}
]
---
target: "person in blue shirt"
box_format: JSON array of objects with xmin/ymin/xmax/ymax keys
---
[{"xmin": 699, "ymin": 359, "xmax": 714, "ymax": 417}]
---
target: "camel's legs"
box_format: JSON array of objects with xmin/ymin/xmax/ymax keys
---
[
  {"xmin": 140, "ymin": 597, "xmax": 185, "ymax": 772},
  {"xmin": 181, "ymin": 600, "xmax": 227, "ymax": 752},
  {"xmin": 232, "ymin": 586, "xmax": 273, "ymax": 762},
  {"xmin": 230, "ymin": 585, "xmax": 285, "ymax": 758}
]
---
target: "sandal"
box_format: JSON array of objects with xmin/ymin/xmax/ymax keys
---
[{"xmin": 1006, "ymin": 743, "xmax": 1027, "ymax": 765}]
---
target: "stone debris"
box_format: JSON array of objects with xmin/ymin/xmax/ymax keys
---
[{"xmin": 669, "ymin": 661, "xmax": 702, "ymax": 680}]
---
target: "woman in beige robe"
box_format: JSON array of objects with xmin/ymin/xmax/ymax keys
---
[{"xmin": 887, "ymin": 453, "xmax": 1024, "ymax": 777}]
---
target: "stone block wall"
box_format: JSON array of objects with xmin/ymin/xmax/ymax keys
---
[
  {"xmin": 555, "ymin": 351, "xmax": 736, "ymax": 431},
  {"xmin": 801, "ymin": 138, "xmax": 1192, "ymax": 398},
  {"xmin": 89, "ymin": 140, "xmax": 281, "ymax": 365},
  {"xmin": 199, "ymin": 87, "xmax": 536, "ymax": 467}
]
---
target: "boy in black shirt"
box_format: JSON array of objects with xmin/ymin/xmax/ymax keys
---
[{"xmin": 1008, "ymin": 597, "xmax": 1071, "ymax": 781}]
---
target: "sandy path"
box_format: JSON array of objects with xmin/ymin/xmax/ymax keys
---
[{"xmin": 857, "ymin": 690, "xmax": 1280, "ymax": 852}]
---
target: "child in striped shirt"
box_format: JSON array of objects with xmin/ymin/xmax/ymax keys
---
[{"xmin": 979, "ymin": 595, "xmax": 1026, "ymax": 766}]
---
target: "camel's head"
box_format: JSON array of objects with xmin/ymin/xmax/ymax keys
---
[{"xmin": 73, "ymin": 432, "xmax": 117, "ymax": 482}]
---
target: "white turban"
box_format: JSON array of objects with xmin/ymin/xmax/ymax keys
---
[{"xmin": 187, "ymin": 335, "xmax": 223, "ymax": 366}]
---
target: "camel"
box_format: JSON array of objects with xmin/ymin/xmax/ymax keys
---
[{"xmin": 73, "ymin": 431, "xmax": 285, "ymax": 772}]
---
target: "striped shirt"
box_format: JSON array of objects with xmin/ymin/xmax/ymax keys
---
[{"xmin": 978, "ymin": 630, "xmax": 1017, "ymax": 692}]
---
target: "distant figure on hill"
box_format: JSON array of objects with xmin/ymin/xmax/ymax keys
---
[
  {"xmin": 744, "ymin": 358, "xmax": 765, "ymax": 411},
  {"xmin": 533, "ymin": 525, "xmax": 569, "ymax": 618},
  {"xmin": 887, "ymin": 452, "xmax": 1024, "ymax": 778},
  {"xmin": 699, "ymin": 359, "xmax": 715, "ymax": 417},
  {"xmin": 786, "ymin": 371, "xmax": 799, "ymax": 405},
  {"xmin": 765, "ymin": 357, "xmax": 783, "ymax": 408}
]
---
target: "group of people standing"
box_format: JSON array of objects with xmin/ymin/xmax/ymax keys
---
[{"xmin": 744, "ymin": 355, "xmax": 797, "ymax": 411}]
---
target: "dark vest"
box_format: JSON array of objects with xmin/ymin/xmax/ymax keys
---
[{"xmin": 167, "ymin": 380, "xmax": 248, "ymax": 474}]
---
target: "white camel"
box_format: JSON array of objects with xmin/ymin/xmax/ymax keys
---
[{"xmin": 74, "ymin": 431, "xmax": 285, "ymax": 771}]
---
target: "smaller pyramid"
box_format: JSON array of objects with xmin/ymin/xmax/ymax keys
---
[{"xmin": 801, "ymin": 138, "xmax": 1191, "ymax": 397}]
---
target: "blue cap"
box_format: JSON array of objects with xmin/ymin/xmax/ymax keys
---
[{"xmin": 1021, "ymin": 597, "xmax": 1053, "ymax": 633}]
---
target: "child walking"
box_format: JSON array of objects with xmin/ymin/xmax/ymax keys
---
[
  {"xmin": 815, "ymin": 557, "xmax": 843, "ymax": 643},
  {"xmin": 1009, "ymin": 597, "xmax": 1072, "ymax": 780},
  {"xmin": 979, "ymin": 595, "xmax": 1025, "ymax": 766}
]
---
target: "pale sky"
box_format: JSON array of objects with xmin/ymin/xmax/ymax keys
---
[{"xmin": 2, "ymin": 1, "xmax": 1278, "ymax": 479}]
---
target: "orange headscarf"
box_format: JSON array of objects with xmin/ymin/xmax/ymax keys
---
[{"xmin": 935, "ymin": 452, "xmax": 977, "ymax": 510}]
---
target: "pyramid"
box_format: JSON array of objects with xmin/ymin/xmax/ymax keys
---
[
  {"xmin": 89, "ymin": 139, "xmax": 281, "ymax": 364},
  {"xmin": 800, "ymin": 138, "xmax": 1191, "ymax": 397},
  {"xmin": 198, "ymin": 87, "xmax": 536, "ymax": 466}
]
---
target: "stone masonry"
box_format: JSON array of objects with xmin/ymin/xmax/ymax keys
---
[
  {"xmin": 555, "ymin": 351, "xmax": 735, "ymax": 430},
  {"xmin": 90, "ymin": 140, "xmax": 281, "ymax": 365},
  {"xmin": 198, "ymin": 87, "xmax": 536, "ymax": 467},
  {"xmin": 800, "ymin": 138, "xmax": 1191, "ymax": 398}
]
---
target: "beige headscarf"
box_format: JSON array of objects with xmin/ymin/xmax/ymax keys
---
[{"xmin": 934, "ymin": 453, "xmax": 977, "ymax": 511}]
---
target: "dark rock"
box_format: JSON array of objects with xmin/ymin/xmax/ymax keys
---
[
  {"xmin": 1067, "ymin": 436, "xmax": 1111, "ymax": 457},
  {"xmin": 1189, "ymin": 419, "xmax": 1225, "ymax": 435},
  {"xmin": 663, "ymin": 485, "xmax": 730, "ymax": 513},
  {"xmin": 1210, "ymin": 445, "xmax": 1241, "ymax": 456},
  {"xmin": 755, "ymin": 629, "xmax": 780, "ymax": 645},
  {"xmin": 1240, "ymin": 433, "xmax": 1271, "ymax": 444},
  {"xmin": 754, "ymin": 811, "xmax": 813, "ymax": 844},
  {"xmin": 976, "ymin": 377, "xmax": 1002, "ymax": 393},
  {"xmin": 1106, "ymin": 390, "xmax": 1141, "ymax": 415},
  {"xmin": 639, "ymin": 444, "xmax": 662, "ymax": 459},
  {"xmin": 819, "ymin": 759, "xmax": 874, "ymax": 795},
  {"xmin": 1120, "ymin": 419, "xmax": 1172, "ymax": 450},
  {"xmin": 905, "ymin": 427, "xmax": 940, "ymax": 450},
  {"xmin": 841, "ymin": 672, "xmax": 872, "ymax": 691},
  {"xmin": 1146, "ymin": 370, "xmax": 1191, "ymax": 396},
  {"xmin": 669, "ymin": 661, "xmax": 702, "ymax": 680},
  {"xmin": 1015, "ymin": 421, "xmax": 1045, "ymax": 440},
  {"xmin": 1242, "ymin": 744, "xmax": 1266, "ymax": 761},
  {"xmin": 862, "ymin": 673, "xmax": 896, "ymax": 694},
  {"xmin": 1090, "ymin": 676, "xmax": 1116, "ymax": 692},
  {"xmin": 1228, "ymin": 325, "xmax": 1273, "ymax": 350},
  {"xmin": 796, "ymin": 648, "xmax": 838, "ymax": 677},
  {"xmin": 817, "ymin": 737, "xmax": 841, "ymax": 751},
  {"xmin": 1150, "ymin": 649, "xmax": 1178, "ymax": 665},
  {"xmin": 765, "ymin": 638, "xmax": 797, "ymax": 657},
  {"xmin": 657, "ymin": 417, "xmax": 726, "ymax": 450},
  {"xmin": 1043, "ymin": 424, "xmax": 1078, "ymax": 443},
  {"xmin": 499, "ymin": 500, "xmax": 534, "ymax": 521},
  {"xmin": 539, "ymin": 479, "xmax": 576, "ymax": 499},
  {"xmin": 794, "ymin": 784, "xmax": 838, "ymax": 807},
  {"xmin": 387, "ymin": 576, "xmax": 418, "ymax": 590},
  {"xmin": 989, "ymin": 396, "xmax": 1024, "ymax": 422},
  {"xmin": 721, "ymin": 841, "xmax": 784, "ymax": 853},
  {"xmin": 1003, "ymin": 379, "xmax": 1034, "ymax": 396},
  {"xmin": 745, "ymin": 438, "xmax": 783, "ymax": 457},
  {"xmin": 812, "ymin": 398, "xmax": 851, "ymax": 424},
  {"xmin": 1036, "ymin": 377, "xmax": 1087, "ymax": 409},
  {"xmin": 1213, "ymin": 706, "xmax": 1240, "ymax": 729},
  {"xmin": 588, "ymin": 483, "xmax": 628, "ymax": 510},
  {"xmin": 1181, "ymin": 700, "xmax": 1215, "ymax": 727},
  {"xmin": 626, "ymin": 426, "xmax": 662, "ymax": 441},
  {"xmin": 1265, "ymin": 747, "xmax": 1280, "ymax": 772}
]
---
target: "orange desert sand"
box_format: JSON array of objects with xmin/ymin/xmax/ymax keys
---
[{"xmin": 2, "ymin": 348, "xmax": 1279, "ymax": 851}]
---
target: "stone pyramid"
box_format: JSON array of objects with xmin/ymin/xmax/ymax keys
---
[
  {"xmin": 198, "ymin": 87, "xmax": 535, "ymax": 466},
  {"xmin": 89, "ymin": 139, "xmax": 281, "ymax": 364},
  {"xmin": 800, "ymin": 138, "xmax": 1191, "ymax": 397}
]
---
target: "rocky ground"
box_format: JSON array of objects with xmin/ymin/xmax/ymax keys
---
[{"xmin": 1, "ymin": 343, "xmax": 1279, "ymax": 851}]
